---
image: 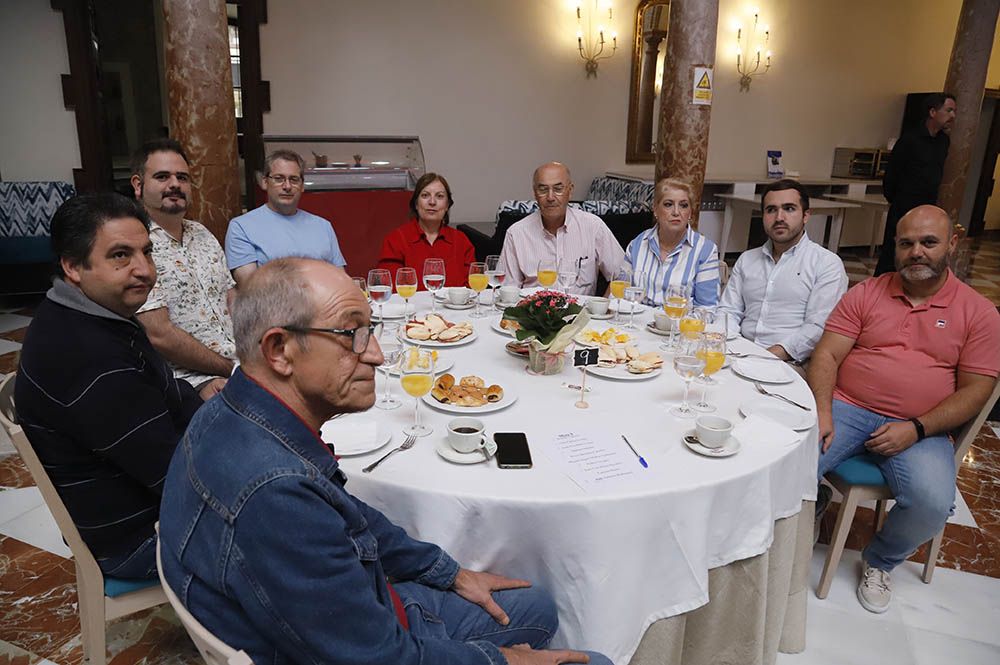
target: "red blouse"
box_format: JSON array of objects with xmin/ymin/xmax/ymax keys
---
[{"xmin": 377, "ymin": 219, "xmax": 475, "ymax": 289}]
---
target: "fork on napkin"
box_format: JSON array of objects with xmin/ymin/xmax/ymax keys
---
[{"xmin": 732, "ymin": 413, "xmax": 803, "ymax": 448}]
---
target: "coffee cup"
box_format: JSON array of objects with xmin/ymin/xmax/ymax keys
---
[
  {"xmin": 447, "ymin": 418, "xmax": 498, "ymax": 457},
  {"xmin": 448, "ymin": 287, "xmax": 471, "ymax": 305},
  {"xmin": 695, "ymin": 415, "xmax": 733, "ymax": 449},
  {"xmin": 498, "ymin": 285, "xmax": 520, "ymax": 305},
  {"xmin": 587, "ymin": 297, "xmax": 610, "ymax": 316},
  {"xmin": 654, "ymin": 311, "xmax": 674, "ymax": 331}
]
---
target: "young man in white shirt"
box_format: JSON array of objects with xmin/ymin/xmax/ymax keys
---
[{"xmin": 718, "ymin": 179, "xmax": 848, "ymax": 365}]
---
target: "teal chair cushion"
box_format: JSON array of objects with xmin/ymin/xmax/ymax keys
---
[
  {"xmin": 104, "ymin": 576, "xmax": 159, "ymax": 598},
  {"xmin": 827, "ymin": 454, "xmax": 887, "ymax": 487}
]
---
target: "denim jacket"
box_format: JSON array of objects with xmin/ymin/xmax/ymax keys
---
[{"xmin": 159, "ymin": 369, "xmax": 505, "ymax": 665}]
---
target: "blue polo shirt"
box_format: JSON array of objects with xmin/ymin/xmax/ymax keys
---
[{"xmin": 225, "ymin": 204, "xmax": 347, "ymax": 270}]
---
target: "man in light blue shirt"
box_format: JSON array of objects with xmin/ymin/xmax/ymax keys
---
[
  {"xmin": 718, "ymin": 179, "xmax": 848, "ymax": 364},
  {"xmin": 226, "ymin": 149, "xmax": 346, "ymax": 287}
]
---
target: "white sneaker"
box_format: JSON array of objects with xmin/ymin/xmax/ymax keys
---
[{"xmin": 857, "ymin": 561, "xmax": 892, "ymax": 613}]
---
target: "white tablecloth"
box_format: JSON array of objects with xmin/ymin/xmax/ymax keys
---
[{"xmin": 337, "ymin": 293, "xmax": 819, "ymax": 664}]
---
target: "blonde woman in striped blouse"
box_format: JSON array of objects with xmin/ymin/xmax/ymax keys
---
[{"xmin": 624, "ymin": 178, "xmax": 720, "ymax": 306}]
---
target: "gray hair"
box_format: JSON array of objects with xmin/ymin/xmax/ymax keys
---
[
  {"xmin": 232, "ymin": 258, "xmax": 315, "ymax": 363},
  {"xmin": 263, "ymin": 149, "xmax": 306, "ymax": 177}
]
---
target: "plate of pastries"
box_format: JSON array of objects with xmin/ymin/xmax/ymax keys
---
[
  {"xmin": 423, "ymin": 373, "xmax": 518, "ymax": 414},
  {"xmin": 585, "ymin": 344, "xmax": 664, "ymax": 380},
  {"xmin": 403, "ymin": 314, "xmax": 476, "ymax": 346}
]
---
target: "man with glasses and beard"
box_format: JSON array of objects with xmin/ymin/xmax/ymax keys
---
[
  {"xmin": 809, "ymin": 205, "xmax": 1000, "ymax": 614},
  {"xmin": 132, "ymin": 139, "xmax": 238, "ymax": 387}
]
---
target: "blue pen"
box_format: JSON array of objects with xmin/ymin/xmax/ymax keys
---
[{"xmin": 621, "ymin": 435, "xmax": 648, "ymax": 469}]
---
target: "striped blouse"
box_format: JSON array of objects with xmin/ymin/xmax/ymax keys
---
[{"xmin": 624, "ymin": 226, "xmax": 720, "ymax": 306}]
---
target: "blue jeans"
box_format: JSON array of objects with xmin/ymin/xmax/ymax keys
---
[
  {"xmin": 394, "ymin": 582, "xmax": 613, "ymax": 665},
  {"xmin": 818, "ymin": 399, "xmax": 956, "ymax": 572},
  {"xmin": 96, "ymin": 534, "xmax": 158, "ymax": 579}
]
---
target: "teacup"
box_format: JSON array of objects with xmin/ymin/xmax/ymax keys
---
[
  {"xmin": 497, "ymin": 285, "xmax": 520, "ymax": 305},
  {"xmin": 447, "ymin": 417, "xmax": 498, "ymax": 457},
  {"xmin": 654, "ymin": 311, "xmax": 675, "ymax": 331},
  {"xmin": 695, "ymin": 415, "xmax": 733, "ymax": 449},
  {"xmin": 448, "ymin": 287, "xmax": 472, "ymax": 305},
  {"xmin": 587, "ymin": 297, "xmax": 610, "ymax": 316}
]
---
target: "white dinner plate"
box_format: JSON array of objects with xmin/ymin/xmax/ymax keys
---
[
  {"xmin": 731, "ymin": 357, "xmax": 795, "ymax": 384},
  {"xmin": 582, "ymin": 364, "xmax": 662, "ymax": 381},
  {"xmin": 401, "ymin": 329, "xmax": 478, "ymax": 348},
  {"xmin": 644, "ymin": 322, "xmax": 738, "ymax": 341},
  {"xmin": 682, "ymin": 430, "xmax": 741, "ymax": 458},
  {"xmin": 574, "ymin": 327, "xmax": 635, "ymax": 347},
  {"xmin": 320, "ymin": 417, "xmax": 392, "ymax": 456},
  {"xmin": 435, "ymin": 439, "xmax": 490, "ymax": 465},
  {"xmin": 491, "ymin": 319, "xmax": 518, "ymax": 337},
  {"xmin": 505, "ymin": 340, "xmax": 531, "ymax": 359},
  {"xmin": 423, "ymin": 391, "xmax": 518, "ymax": 415},
  {"xmin": 386, "ymin": 357, "xmax": 455, "ymax": 377},
  {"xmin": 739, "ymin": 397, "xmax": 815, "ymax": 431}
]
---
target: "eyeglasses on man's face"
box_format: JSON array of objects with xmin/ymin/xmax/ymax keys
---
[
  {"xmin": 280, "ymin": 324, "xmax": 376, "ymax": 354},
  {"xmin": 266, "ymin": 174, "xmax": 304, "ymax": 187},
  {"xmin": 534, "ymin": 184, "xmax": 568, "ymax": 197}
]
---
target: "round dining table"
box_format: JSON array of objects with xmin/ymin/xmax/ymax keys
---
[{"xmin": 333, "ymin": 291, "xmax": 819, "ymax": 665}]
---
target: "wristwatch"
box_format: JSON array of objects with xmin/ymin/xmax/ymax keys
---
[{"xmin": 909, "ymin": 417, "xmax": 926, "ymax": 441}]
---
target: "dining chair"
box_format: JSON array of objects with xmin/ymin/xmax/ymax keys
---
[
  {"xmin": 0, "ymin": 373, "xmax": 168, "ymax": 665},
  {"xmin": 154, "ymin": 529, "xmax": 253, "ymax": 665},
  {"xmin": 816, "ymin": 377, "xmax": 1000, "ymax": 599}
]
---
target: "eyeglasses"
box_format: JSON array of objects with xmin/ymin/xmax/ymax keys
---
[
  {"xmin": 280, "ymin": 324, "xmax": 376, "ymax": 354},
  {"xmin": 266, "ymin": 174, "xmax": 304, "ymax": 186},
  {"xmin": 534, "ymin": 184, "xmax": 568, "ymax": 197}
]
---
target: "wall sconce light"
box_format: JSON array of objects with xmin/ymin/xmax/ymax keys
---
[
  {"xmin": 576, "ymin": 1, "xmax": 617, "ymax": 78},
  {"xmin": 734, "ymin": 9, "xmax": 771, "ymax": 91}
]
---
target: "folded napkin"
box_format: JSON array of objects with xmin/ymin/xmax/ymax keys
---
[
  {"xmin": 375, "ymin": 301, "xmax": 406, "ymax": 319},
  {"xmin": 732, "ymin": 413, "xmax": 802, "ymax": 448},
  {"xmin": 320, "ymin": 418, "xmax": 378, "ymax": 455}
]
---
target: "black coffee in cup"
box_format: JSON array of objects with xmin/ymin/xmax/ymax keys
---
[{"xmin": 453, "ymin": 427, "xmax": 480, "ymax": 434}]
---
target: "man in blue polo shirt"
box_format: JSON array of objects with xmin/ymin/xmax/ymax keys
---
[{"xmin": 225, "ymin": 149, "xmax": 347, "ymax": 287}]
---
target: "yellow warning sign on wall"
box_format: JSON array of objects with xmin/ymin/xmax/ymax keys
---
[{"xmin": 692, "ymin": 66, "xmax": 713, "ymax": 106}]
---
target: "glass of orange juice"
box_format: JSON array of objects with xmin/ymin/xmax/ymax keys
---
[
  {"xmin": 468, "ymin": 262, "xmax": 489, "ymax": 318},
  {"xmin": 401, "ymin": 348, "xmax": 434, "ymax": 437},
  {"xmin": 395, "ymin": 267, "xmax": 418, "ymax": 320},
  {"xmin": 679, "ymin": 307, "xmax": 708, "ymax": 340},
  {"xmin": 694, "ymin": 332, "xmax": 726, "ymax": 412},
  {"xmin": 660, "ymin": 284, "xmax": 689, "ymax": 352},
  {"xmin": 610, "ymin": 265, "xmax": 631, "ymax": 323},
  {"xmin": 536, "ymin": 258, "xmax": 558, "ymax": 289}
]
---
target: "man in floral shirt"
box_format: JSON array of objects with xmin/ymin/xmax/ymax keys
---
[{"xmin": 132, "ymin": 139, "xmax": 237, "ymax": 388}]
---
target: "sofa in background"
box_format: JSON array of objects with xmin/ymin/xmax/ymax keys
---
[{"xmin": 0, "ymin": 181, "xmax": 75, "ymax": 294}]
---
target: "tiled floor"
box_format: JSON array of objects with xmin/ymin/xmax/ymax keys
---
[{"xmin": 1, "ymin": 235, "xmax": 999, "ymax": 664}]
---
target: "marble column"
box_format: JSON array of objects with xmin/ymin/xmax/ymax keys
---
[
  {"xmin": 654, "ymin": 0, "xmax": 719, "ymax": 229},
  {"xmin": 937, "ymin": 0, "xmax": 1000, "ymax": 227},
  {"xmin": 162, "ymin": 0, "xmax": 241, "ymax": 242}
]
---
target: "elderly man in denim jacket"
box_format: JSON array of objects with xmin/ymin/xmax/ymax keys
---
[{"xmin": 159, "ymin": 258, "xmax": 610, "ymax": 665}]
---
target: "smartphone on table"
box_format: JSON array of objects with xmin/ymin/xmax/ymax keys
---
[{"xmin": 494, "ymin": 432, "xmax": 533, "ymax": 469}]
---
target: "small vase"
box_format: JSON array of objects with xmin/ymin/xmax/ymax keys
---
[{"xmin": 527, "ymin": 345, "xmax": 566, "ymax": 375}]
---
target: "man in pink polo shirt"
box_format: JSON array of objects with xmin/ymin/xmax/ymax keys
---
[{"xmin": 809, "ymin": 206, "xmax": 1000, "ymax": 613}]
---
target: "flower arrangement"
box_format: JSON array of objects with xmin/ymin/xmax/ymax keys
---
[{"xmin": 501, "ymin": 290, "xmax": 591, "ymax": 352}]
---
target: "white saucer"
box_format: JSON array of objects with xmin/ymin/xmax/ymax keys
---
[
  {"xmin": 587, "ymin": 312, "xmax": 614, "ymax": 320},
  {"xmin": 443, "ymin": 300, "xmax": 476, "ymax": 310},
  {"xmin": 435, "ymin": 439, "xmax": 489, "ymax": 464},
  {"xmin": 646, "ymin": 322, "xmax": 674, "ymax": 337},
  {"xmin": 682, "ymin": 430, "xmax": 741, "ymax": 458}
]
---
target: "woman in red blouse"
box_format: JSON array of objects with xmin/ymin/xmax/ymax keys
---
[{"xmin": 377, "ymin": 173, "xmax": 475, "ymax": 289}]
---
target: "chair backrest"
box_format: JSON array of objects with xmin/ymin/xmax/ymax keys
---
[
  {"xmin": 0, "ymin": 373, "xmax": 103, "ymax": 575},
  {"xmin": 155, "ymin": 536, "xmax": 253, "ymax": 665},
  {"xmin": 952, "ymin": 377, "xmax": 1000, "ymax": 467}
]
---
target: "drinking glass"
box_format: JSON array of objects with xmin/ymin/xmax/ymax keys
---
[
  {"xmin": 694, "ymin": 332, "xmax": 727, "ymax": 412},
  {"xmin": 352, "ymin": 276, "xmax": 369, "ymax": 304},
  {"xmin": 367, "ymin": 269, "xmax": 392, "ymax": 322},
  {"xmin": 485, "ymin": 254, "xmax": 504, "ymax": 306},
  {"xmin": 536, "ymin": 258, "xmax": 558, "ymax": 289},
  {"xmin": 671, "ymin": 338, "xmax": 706, "ymax": 419},
  {"xmin": 679, "ymin": 307, "xmax": 709, "ymax": 341},
  {"xmin": 623, "ymin": 286, "xmax": 644, "ymax": 330},
  {"xmin": 395, "ymin": 267, "xmax": 418, "ymax": 320},
  {"xmin": 609, "ymin": 265, "xmax": 631, "ymax": 323},
  {"xmin": 557, "ymin": 261, "xmax": 576, "ymax": 296},
  {"xmin": 375, "ymin": 323, "xmax": 402, "ymax": 410},
  {"xmin": 400, "ymin": 348, "xmax": 434, "ymax": 437},
  {"xmin": 422, "ymin": 258, "xmax": 446, "ymax": 314},
  {"xmin": 468, "ymin": 262, "xmax": 489, "ymax": 318},
  {"xmin": 660, "ymin": 284, "xmax": 690, "ymax": 352}
]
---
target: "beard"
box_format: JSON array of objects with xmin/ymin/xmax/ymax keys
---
[{"xmin": 897, "ymin": 254, "xmax": 949, "ymax": 282}]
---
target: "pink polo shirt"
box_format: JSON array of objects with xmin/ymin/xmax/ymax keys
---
[{"xmin": 825, "ymin": 271, "xmax": 1000, "ymax": 420}]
